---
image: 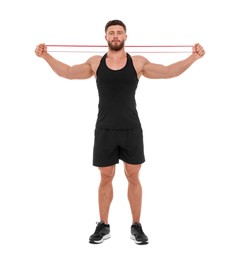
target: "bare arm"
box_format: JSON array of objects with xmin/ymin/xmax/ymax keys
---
[
  {"xmin": 142, "ymin": 43, "xmax": 205, "ymax": 79},
  {"xmin": 35, "ymin": 43, "xmax": 95, "ymax": 79}
]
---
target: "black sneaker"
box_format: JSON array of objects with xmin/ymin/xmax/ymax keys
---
[
  {"xmin": 130, "ymin": 222, "xmax": 148, "ymax": 244},
  {"xmin": 89, "ymin": 221, "xmax": 111, "ymax": 244}
]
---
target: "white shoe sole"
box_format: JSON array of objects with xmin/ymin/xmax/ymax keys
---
[
  {"xmin": 90, "ymin": 233, "xmax": 111, "ymax": 244},
  {"xmin": 130, "ymin": 234, "xmax": 148, "ymax": 244}
]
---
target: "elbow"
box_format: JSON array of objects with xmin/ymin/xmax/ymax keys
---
[
  {"xmin": 166, "ymin": 67, "xmax": 178, "ymax": 79},
  {"xmin": 58, "ymin": 73, "xmax": 72, "ymax": 79},
  {"xmin": 57, "ymin": 67, "xmax": 74, "ymax": 80}
]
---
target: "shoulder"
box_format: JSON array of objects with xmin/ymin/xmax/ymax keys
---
[
  {"xmin": 86, "ymin": 55, "xmax": 103, "ymax": 74},
  {"xmin": 130, "ymin": 55, "xmax": 149, "ymax": 66},
  {"xmin": 87, "ymin": 55, "xmax": 103, "ymax": 64},
  {"xmin": 130, "ymin": 55, "xmax": 150, "ymax": 77}
]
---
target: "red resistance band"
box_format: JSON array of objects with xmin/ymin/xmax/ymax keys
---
[{"xmin": 46, "ymin": 44, "xmax": 193, "ymax": 53}]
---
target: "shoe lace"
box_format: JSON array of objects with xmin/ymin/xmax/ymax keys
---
[
  {"xmin": 134, "ymin": 223, "xmax": 146, "ymax": 236},
  {"xmin": 94, "ymin": 221, "xmax": 105, "ymax": 234}
]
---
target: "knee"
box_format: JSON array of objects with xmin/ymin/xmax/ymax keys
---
[
  {"xmin": 99, "ymin": 165, "xmax": 115, "ymax": 183},
  {"xmin": 124, "ymin": 164, "xmax": 141, "ymax": 185}
]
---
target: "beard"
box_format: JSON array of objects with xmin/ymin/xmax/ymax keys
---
[{"xmin": 107, "ymin": 40, "xmax": 125, "ymax": 51}]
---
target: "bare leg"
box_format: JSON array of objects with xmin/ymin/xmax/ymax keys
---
[
  {"xmin": 98, "ymin": 165, "xmax": 115, "ymax": 224},
  {"xmin": 124, "ymin": 163, "xmax": 142, "ymax": 223}
]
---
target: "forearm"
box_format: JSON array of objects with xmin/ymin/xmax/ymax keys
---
[
  {"xmin": 42, "ymin": 53, "xmax": 71, "ymax": 78},
  {"xmin": 168, "ymin": 53, "xmax": 200, "ymax": 78}
]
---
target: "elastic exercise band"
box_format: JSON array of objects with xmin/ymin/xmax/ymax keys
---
[{"xmin": 46, "ymin": 44, "xmax": 193, "ymax": 53}]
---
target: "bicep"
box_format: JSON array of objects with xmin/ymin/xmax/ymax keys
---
[
  {"xmin": 142, "ymin": 62, "xmax": 172, "ymax": 79},
  {"xmin": 67, "ymin": 62, "xmax": 93, "ymax": 79}
]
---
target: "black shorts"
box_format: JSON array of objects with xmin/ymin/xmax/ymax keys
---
[{"xmin": 93, "ymin": 127, "xmax": 145, "ymax": 167}]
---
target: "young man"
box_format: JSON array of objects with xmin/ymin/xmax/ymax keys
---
[{"xmin": 35, "ymin": 20, "xmax": 205, "ymax": 245}]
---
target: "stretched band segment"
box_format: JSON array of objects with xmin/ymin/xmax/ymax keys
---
[
  {"xmin": 46, "ymin": 44, "xmax": 193, "ymax": 48},
  {"xmin": 46, "ymin": 44, "xmax": 193, "ymax": 53}
]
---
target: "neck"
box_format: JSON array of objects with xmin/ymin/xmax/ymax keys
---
[{"xmin": 107, "ymin": 49, "xmax": 126, "ymax": 60}]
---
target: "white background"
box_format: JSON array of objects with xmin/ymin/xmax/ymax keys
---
[{"xmin": 0, "ymin": 0, "xmax": 237, "ymax": 259}]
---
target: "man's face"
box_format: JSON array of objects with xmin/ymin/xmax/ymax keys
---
[{"xmin": 105, "ymin": 25, "xmax": 127, "ymax": 51}]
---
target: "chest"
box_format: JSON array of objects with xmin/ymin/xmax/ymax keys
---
[
  {"xmin": 96, "ymin": 56, "xmax": 138, "ymax": 90},
  {"xmin": 105, "ymin": 57, "xmax": 127, "ymax": 71}
]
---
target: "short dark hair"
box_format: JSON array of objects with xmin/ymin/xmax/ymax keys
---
[{"xmin": 105, "ymin": 20, "xmax": 127, "ymax": 33}]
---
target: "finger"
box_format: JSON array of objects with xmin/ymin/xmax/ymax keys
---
[
  {"xmin": 35, "ymin": 45, "xmax": 43, "ymax": 56},
  {"xmin": 193, "ymin": 43, "xmax": 204, "ymax": 56},
  {"xmin": 197, "ymin": 47, "xmax": 205, "ymax": 56}
]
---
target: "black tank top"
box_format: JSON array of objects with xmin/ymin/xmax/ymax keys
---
[{"xmin": 96, "ymin": 53, "xmax": 141, "ymax": 129}]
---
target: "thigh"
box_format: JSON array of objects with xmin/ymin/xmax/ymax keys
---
[
  {"xmin": 119, "ymin": 127, "xmax": 145, "ymax": 165},
  {"xmin": 93, "ymin": 128, "xmax": 119, "ymax": 167},
  {"xmin": 99, "ymin": 165, "xmax": 116, "ymax": 178}
]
